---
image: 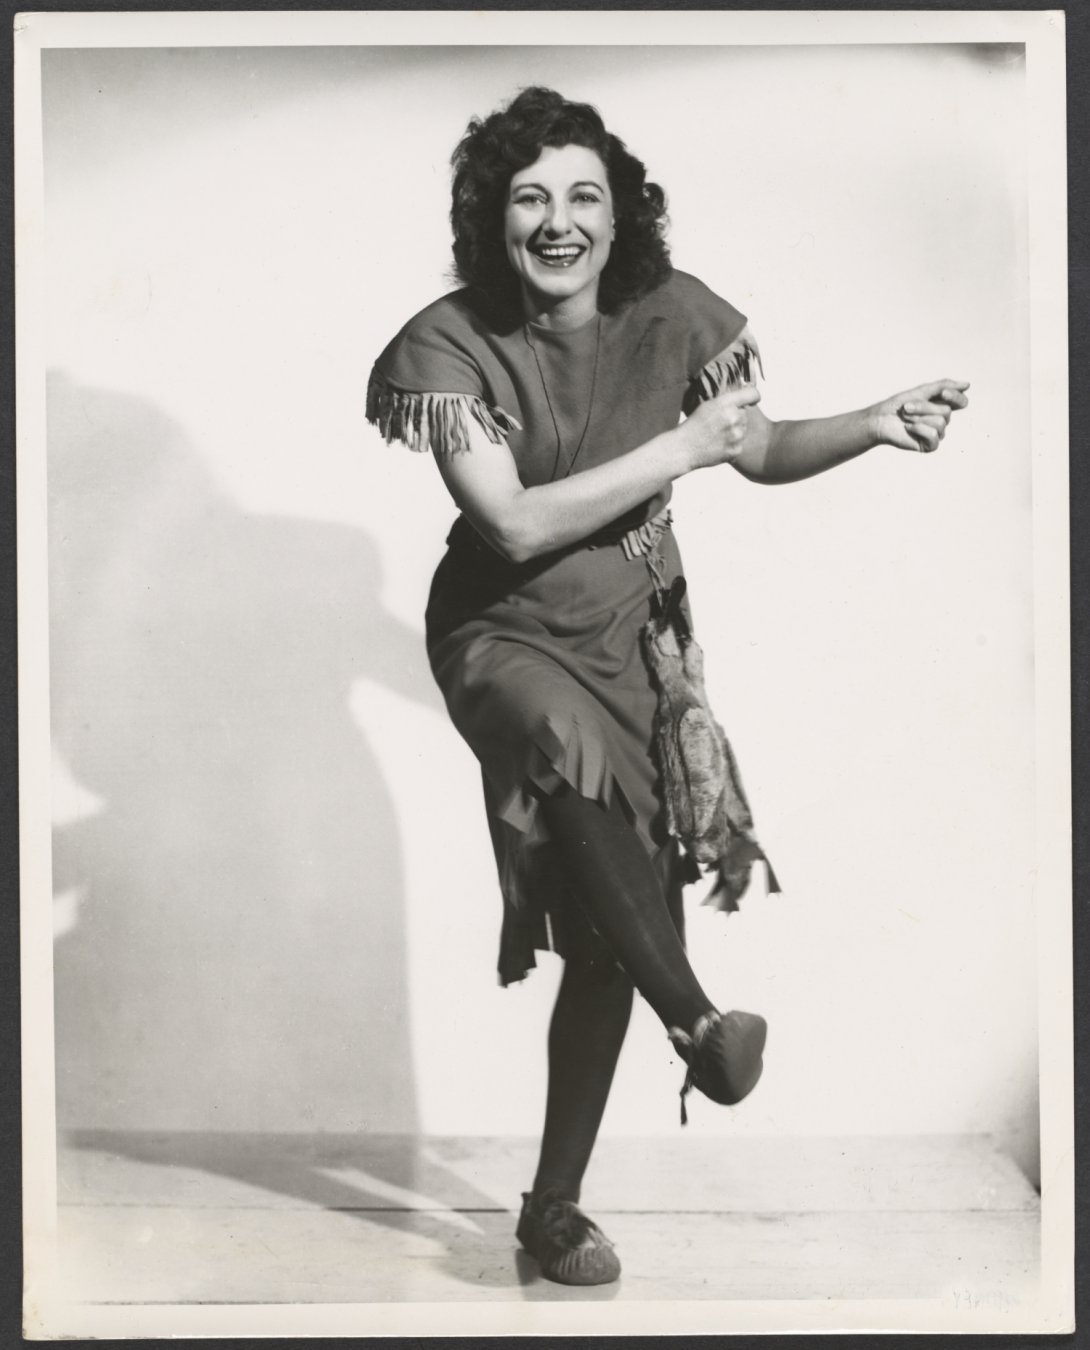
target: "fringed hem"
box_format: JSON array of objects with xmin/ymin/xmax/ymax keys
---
[
  {"xmin": 683, "ymin": 332, "xmax": 764, "ymax": 415},
  {"xmin": 366, "ymin": 367, "xmax": 521, "ymax": 456},
  {"xmin": 484, "ymin": 710, "xmax": 655, "ymax": 979},
  {"xmin": 496, "ymin": 835, "xmax": 698, "ymax": 988},
  {"xmin": 492, "ymin": 713, "xmax": 638, "ymax": 846}
]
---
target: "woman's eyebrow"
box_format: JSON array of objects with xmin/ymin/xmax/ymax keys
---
[{"xmin": 510, "ymin": 179, "xmax": 606, "ymax": 194}]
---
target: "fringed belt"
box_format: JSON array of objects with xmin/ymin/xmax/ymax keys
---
[
  {"xmin": 447, "ymin": 508, "xmax": 672, "ymax": 565},
  {"xmin": 596, "ymin": 509, "xmax": 672, "ymax": 561}
]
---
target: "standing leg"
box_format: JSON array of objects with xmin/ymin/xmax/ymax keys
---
[
  {"xmin": 532, "ymin": 957, "xmax": 634, "ymax": 1203},
  {"xmin": 517, "ymin": 957, "xmax": 631, "ymax": 1286}
]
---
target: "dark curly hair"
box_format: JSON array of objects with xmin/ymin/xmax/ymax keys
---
[{"xmin": 450, "ymin": 87, "xmax": 671, "ymax": 317}]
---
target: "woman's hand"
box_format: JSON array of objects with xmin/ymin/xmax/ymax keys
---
[
  {"xmin": 870, "ymin": 379, "xmax": 970, "ymax": 454},
  {"xmin": 679, "ymin": 384, "xmax": 763, "ymax": 470}
]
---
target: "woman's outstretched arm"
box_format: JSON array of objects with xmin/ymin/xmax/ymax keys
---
[
  {"xmin": 728, "ymin": 378, "xmax": 970, "ymax": 485},
  {"xmin": 433, "ymin": 386, "xmax": 760, "ymax": 563},
  {"xmin": 433, "ymin": 373, "xmax": 968, "ymax": 559}
]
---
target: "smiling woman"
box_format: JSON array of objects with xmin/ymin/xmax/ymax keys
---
[
  {"xmin": 365, "ymin": 84, "xmax": 968, "ymax": 1288},
  {"xmin": 503, "ymin": 145, "xmax": 615, "ymax": 327}
]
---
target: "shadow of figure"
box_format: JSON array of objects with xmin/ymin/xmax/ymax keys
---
[
  {"xmin": 48, "ymin": 371, "xmax": 443, "ymax": 1138},
  {"xmin": 64, "ymin": 1129, "xmax": 619, "ymax": 1298}
]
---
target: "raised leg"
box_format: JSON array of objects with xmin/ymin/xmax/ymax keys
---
[
  {"xmin": 537, "ymin": 785, "xmax": 766, "ymax": 1124},
  {"xmin": 538, "ymin": 786, "xmax": 714, "ymax": 1032}
]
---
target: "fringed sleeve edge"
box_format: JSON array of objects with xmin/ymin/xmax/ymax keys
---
[
  {"xmin": 366, "ymin": 367, "xmax": 521, "ymax": 457},
  {"xmin": 683, "ymin": 331, "xmax": 764, "ymax": 416}
]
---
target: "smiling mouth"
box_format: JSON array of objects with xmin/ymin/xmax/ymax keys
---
[{"xmin": 530, "ymin": 243, "xmax": 586, "ymax": 267}]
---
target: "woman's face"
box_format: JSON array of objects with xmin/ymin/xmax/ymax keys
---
[{"xmin": 503, "ymin": 143, "xmax": 614, "ymax": 320}]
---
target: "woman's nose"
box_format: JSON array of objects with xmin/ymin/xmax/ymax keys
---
[{"xmin": 543, "ymin": 201, "xmax": 572, "ymax": 236}]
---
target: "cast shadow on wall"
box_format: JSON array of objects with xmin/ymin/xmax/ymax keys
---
[{"xmin": 48, "ymin": 371, "xmax": 442, "ymax": 1136}]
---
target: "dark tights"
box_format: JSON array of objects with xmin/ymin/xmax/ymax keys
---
[
  {"xmin": 539, "ymin": 787, "xmax": 713, "ymax": 1031},
  {"xmin": 531, "ymin": 960, "xmax": 633, "ymax": 1203},
  {"xmin": 531, "ymin": 788, "xmax": 714, "ymax": 1202}
]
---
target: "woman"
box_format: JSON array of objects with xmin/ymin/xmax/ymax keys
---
[{"xmin": 367, "ymin": 87, "xmax": 968, "ymax": 1287}]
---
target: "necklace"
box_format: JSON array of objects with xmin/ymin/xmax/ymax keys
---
[{"xmin": 524, "ymin": 314, "xmax": 603, "ymax": 480}]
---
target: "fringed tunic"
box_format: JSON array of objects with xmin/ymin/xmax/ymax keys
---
[{"xmin": 368, "ymin": 270, "xmax": 757, "ymax": 984}]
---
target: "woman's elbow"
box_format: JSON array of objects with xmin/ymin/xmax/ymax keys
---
[
  {"xmin": 496, "ymin": 527, "xmax": 559, "ymax": 563},
  {"xmin": 728, "ymin": 451, "xmax": 777, "ymax": 485},
  {"xmin": 480, "ymin": 514, "xmax": 542, "ymax": 564},
  {"xmin": 467, "ymin": 493, "xmax": 558, "ymax": 563},
  {"xmin": 730, "ymin": 420, "xmax": 780, "ymax": 484},
  {"xmin": 493, "ymin": 532, "xmax": 534, "ymax": 564}
]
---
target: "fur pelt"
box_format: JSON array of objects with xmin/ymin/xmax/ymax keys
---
[{"xmin": 640, "ymin": 576, "xmax": 780, "ymax": 911}]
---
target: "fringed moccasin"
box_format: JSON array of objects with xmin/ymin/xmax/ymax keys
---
[
  {"xmin": 516, "ymin": 1189, "xmax": 621, "ymax": 1286},
  {"xmin": 668, "ymin": 1009, "xmax": 767, "ymax": 1124}
]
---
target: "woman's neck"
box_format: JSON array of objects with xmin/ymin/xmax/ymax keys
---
[{"xmin": 520, "ymin": 285, "xmax": 600, "ymax": 333}]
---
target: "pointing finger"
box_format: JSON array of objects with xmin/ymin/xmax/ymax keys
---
[
  {"xmin": 920, "ymin": 378, "xmax": 970, "ymax": 398},
  {"xmin": 901, "ymin": 400, "xmax": 951, "ymax": 418}
]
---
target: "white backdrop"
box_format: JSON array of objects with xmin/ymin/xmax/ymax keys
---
[{"xmin": 42, "ymin": 42, "xmax": 1037, "ymax": 1178}]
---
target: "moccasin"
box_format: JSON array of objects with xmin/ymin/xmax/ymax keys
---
[
  {"xmin": 516, "ymin": 1189, "xmax": 621, "ymax": 1286},
  {"xmin": 669, "ymin": 1009, "xmax": 767, "ymax": 1122}
]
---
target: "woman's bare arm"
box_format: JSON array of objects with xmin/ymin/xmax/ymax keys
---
[
  {"xmin": 434, "ymin": 386, "xmax": 760, "ymax": 562},
  {"xmin": 434, "ymin": 363, "xmax": 968, "ymax": 555},
  {"xmin": 729, "ymin": 379, "xmax": 970, "ymax": 485}
]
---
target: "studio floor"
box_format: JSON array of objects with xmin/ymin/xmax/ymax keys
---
[{"xmin": 50, "ymin": 1131, "xmax": 1040, "ymax": 1310}]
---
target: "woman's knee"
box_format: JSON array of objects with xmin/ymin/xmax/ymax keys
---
[{"xmin": 561, "ymin": 952, "xmax": 634, "ymax": 996}]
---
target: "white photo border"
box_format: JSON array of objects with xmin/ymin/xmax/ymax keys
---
[{"xmin": 15, "ymin": 8, "xmax": 1071, "ymax": 1338}]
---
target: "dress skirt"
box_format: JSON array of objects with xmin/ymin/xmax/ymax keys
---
[{"xmin": 426, "ymin": 514, "xmax": 699, "ymax": 986}]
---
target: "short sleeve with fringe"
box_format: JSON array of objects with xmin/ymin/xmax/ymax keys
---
[
  {"xmin": 366, "ymin": 271, "xmax": 758, "ymax": 464},
  {"xmin": 653, "ymin": 271, "xmax": 762, "ymax": 416},
  {"xmin": 366, "ymin": 291, "xmax": 521, "ymax": 457}
]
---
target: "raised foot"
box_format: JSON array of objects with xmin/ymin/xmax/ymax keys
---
[{"xmin": 671, "ymin": 1009, "xmax": 767, "ymax": 1116}]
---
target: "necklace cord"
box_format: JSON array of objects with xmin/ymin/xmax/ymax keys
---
[{"xmin": 525, "ymin": 315, "xmax": 603, "ymax": 480}]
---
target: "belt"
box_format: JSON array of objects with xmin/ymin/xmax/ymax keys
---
[{"xmin": 447, "ymin": 509, "xmax": 672, "ymax": 566}]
